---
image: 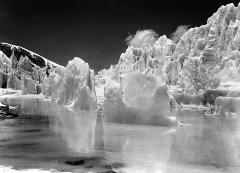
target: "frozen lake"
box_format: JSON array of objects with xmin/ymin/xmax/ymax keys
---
[{"xmin": 0, "ymin": 97, "xmax": 240, "ymax": 173}]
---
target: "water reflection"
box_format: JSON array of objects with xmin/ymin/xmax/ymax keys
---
[
  {"xmin": 169, "ymin": 109, "xmax": 240, "ymax": 170},
  {"xmin": 54, "ymin": 107, "xmax": 96, "ymax": 154},
  {"xmin": 1, "ymin": 98, "xmax": 240, "ymax": 172},
  {"xmin": 94, "ymin": 114, "xmax": 104, "ymax": 151}
]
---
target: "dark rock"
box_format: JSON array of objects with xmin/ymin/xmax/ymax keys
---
[
  {"xmin": 36, "ymin": 84, "xmax": 42, "ymax": 94},
  {"xmin": 111, "ymin": 162, "xmax": 125, "ymax": 168},
  {"xmin": 85, "ymin": 165, "xmax": 94, "ymax": 168},
  {"xmin": 0, "ymin": 112, "xmax": 19, "ymax": 120},
  {"xmin": 97, "ymin": 171, "xmax": 117, "ymax": 173},
  {"xmin": 203, "ymin": 89, "xmax": 228, "ymax": 105},
  {"xmin": 0, "ymin": 71, "xmax": 8, "ymax": 88},
  {"xmin": 65, "ymin": 159, "xmax": 85, "ymax": 165},
  {"xmin": 101, "ymin": 164, "xmax": 112, "ymax": 169}
]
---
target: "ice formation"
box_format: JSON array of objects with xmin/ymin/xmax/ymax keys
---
[
  {"xmin": 0, "ymin": 42, "xmax": 97, "ymax": 111},
  {"xmin": 68, "ymin": 86, "xmax": 97, "ymax": 111},
  {"xmin": 104, "ymin": 80, "xmax": 121, "ymax": 100},
  {"xmin": 103, "ymin": 71, "xmax": 176, "ymax": 125},
  {"xmin": 53, "ymin": 57, "xmax": 97, "ymax": 111},
  {"xmin": 18, "ymin": 56, "xmax": 33, "ymax": 73},
  {"xmin": 7, "ymin": 73, "xmax": 21, "ymax": 90},
  {"xmin": 114, "ymin": 3, "xmax": 240, "ymax": 94},
  {"xmin": 21, "ymin": 75, "xmax": 36, "ymax": 95},
  {"xmin": 2, "ymin": 2, "xmax": 240, "ymax": 121},
  {"xmin": 98, "ymin": 3, "xmax": 240, "ymax": 124}
]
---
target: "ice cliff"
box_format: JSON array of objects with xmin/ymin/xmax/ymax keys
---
[
  {"xmin": 109, "ymin": 3, "xmax": 240, "ymax": 94},
  {"xmin": 98, "ymin": 2, "xmax": 240, "ymax": 124},
  {"xmin": 2, "ymin": 2, "xmax": 240, "ymax": 117}
]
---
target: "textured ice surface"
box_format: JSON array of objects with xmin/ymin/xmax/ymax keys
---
[
  {"xmin": 68, "ymin": 85, "xmax": 97, "ymax": 111},
  {"xmin": 122, "ymin": 72, "xmax": 172, "ymax": 117},
  {"xmin": 53, "ymin": 57, "xmax": 97, "ymax": 111},
  {"xmin": 18, "ymin": 56, "xmax": 33, "ymax": 73},
  {"xmin": 7, "ymin": 73, "xmax": 21, "ymax": 90},
  {"xmin": 104, "ymin": 80, "xmax": 121, "ymax": 100},
  {"xmin": 21, "ymin": 75, "xmax": 36, "ymax": 95},
  {"xmin": 103, "ymin": 72, "xmax": 176, "ymax": 126}
]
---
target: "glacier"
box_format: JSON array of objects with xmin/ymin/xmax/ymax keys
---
[
  {"xmin": 1, "ymin": 2, "xmax": 240, "ymax": 122},
  {"xmin": 0, "ymin": 43, "xmax": 97, "ymax": 112},
  {"xmin": 97, "ymin": 2, "xmax": 240, "ymax": 123}
]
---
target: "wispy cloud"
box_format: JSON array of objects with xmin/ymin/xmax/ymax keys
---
[
  {"xmin": 170, "ymin": 25, "xmax": 189, "ymax": 43},
  {"xmin": 126, "ymin": 29, "xmax": 158, "ymax": 48}
]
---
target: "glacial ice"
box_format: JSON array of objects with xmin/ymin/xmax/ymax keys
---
[
  {"xmin": 0, "ymin": 51, "xmax": 10, "ymax": 70},
  {"xmin": 68, "ymin": 86, "xmax": 97, "ymax": 111},
  {"xmin": 21, "ymin": 75, "xmax": 36, "ymax": 95},
  {"xmin": 42, "ymin": 72, "xmax": 62, "ymax": 99},
  {"xmin": 18, "ymin": 56, "xmax": 33, "ymax": 73},
  {"xmin": 52, "ymin": 57, "xmax": 97, "ymax": 111},
  {"xmin": 123, "ymin": 72, "xmax": 175, "ymax": 121},
  {"xmin": 7, "ymin": 73, "xmax": 21, "ymax": 90},
  {"xmin": 40, "ymin": 57, "xmax": 98, "ymax": 111},
  {"xmin": 103, "ymin": 71, "xmax": 176, "ymax": 126},
  {"xmin": 104, "ymin": 80, "xmax": 121, "ymax": 100},
  {"xmin": 2, "ymin": 2, "xmax": 240, "ymax": 122},
  {"xmin": 101, "ymin": 3, "xmax": 240, "ymax": 122}
]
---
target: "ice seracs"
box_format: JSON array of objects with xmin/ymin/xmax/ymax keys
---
[
  {"xmin": 21, "ymin": 75, "xmax": 36, "ymax": 95},
  {"xmin": 99, "ymin": 2, "xmax": 240, "ymax": 122},
  {"xmin": 52, "ymin": 57, "xmax": 97, "ymax": 111},
  {"xmin": 7, "ymin": 73, "xmax": 21, "ymax": 90},
  {"xmin": 3, "ymin": 2, "xmax": 240, "ymax": 119},
  {"xmin": 0, "ymin": 42, "xmax": 98, "ymax": 111}
]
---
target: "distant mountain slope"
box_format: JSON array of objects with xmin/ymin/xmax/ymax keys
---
[{"xmin": 0, "ymin": 42, "xmax": 60, "ymax": 68}]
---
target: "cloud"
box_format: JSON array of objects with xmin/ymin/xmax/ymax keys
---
[
  {"xmin": 126, "ymin": 29, "xmax": 158, "ymax": 48},
  {"xmin": 170, "ymin": 25, "xmax": 189, "ymax": 43}
]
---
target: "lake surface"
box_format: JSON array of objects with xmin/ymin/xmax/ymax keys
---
[{"xmin": 0, "ymin": 97, "xmax": 240, "ymax": 173}]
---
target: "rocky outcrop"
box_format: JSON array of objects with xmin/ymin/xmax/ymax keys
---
[{"xmin": 0, "ymin": 71, "xmax": 8, "ymax": 88}]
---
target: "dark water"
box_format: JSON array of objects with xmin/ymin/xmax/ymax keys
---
[{"xmin": 0, "ymin": 98, "xmax": 240, "ymax": 173}]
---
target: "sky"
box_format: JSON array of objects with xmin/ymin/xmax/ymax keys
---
[{"xmin": 0, "ymin": 0, "xmax": 239, "ymax": 71}]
